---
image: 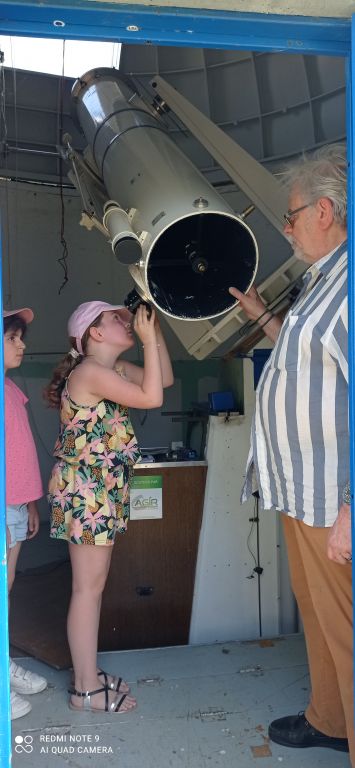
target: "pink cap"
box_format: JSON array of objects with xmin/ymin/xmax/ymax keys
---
[
  {"xmin": 3, "ymin": 307, "xmax": 34, "ymax": 324},
  {"xmin": 68, "ymin": 300, "xmax": 132, "ymax": 354}
]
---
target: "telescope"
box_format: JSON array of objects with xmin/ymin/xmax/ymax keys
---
[{"xmin": 67, "ymin": 68, "xmax": 289, "ymax": 351}]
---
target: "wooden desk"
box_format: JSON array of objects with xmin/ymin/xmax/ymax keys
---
[{"xmin": 100, "ymin": 462, "xmax": 207, "ymax": 651}]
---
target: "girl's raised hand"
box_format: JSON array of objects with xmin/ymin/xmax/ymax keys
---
[{"xmin": 133, "ymin": 304, "xmax": 157, "ymax": 345}]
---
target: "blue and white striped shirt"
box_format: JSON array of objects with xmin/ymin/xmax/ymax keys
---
[{"xmin": 242, "ymin": 241, "xmax": 348, "ymax": 527}]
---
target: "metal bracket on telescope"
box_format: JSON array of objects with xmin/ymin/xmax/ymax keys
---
[
  {"xmin": 62, "ymin": 132, "xmax": 111, "ymax": 240},
  {"xmin": 79, "ymin": 211, "xmax": 108, "ymax": 237}
]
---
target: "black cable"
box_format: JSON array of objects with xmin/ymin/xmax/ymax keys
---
[
  {"xmin": 255, "ymin": 495, "xmax": 263, "ymax": 637},
  {"xmin": 246, "ymin": 495, "xmax": 263, "ymax": 637},
  {"xmin": 236, "ymin": 276, "xmax": 304, "ymax": 341},
  {"xmin": 57, "ymin": 40, "xmax": 69, "ymax": 294},
  {"xmin": 246, "ymin": 517, "xmax": 257, "ymax": 569}
]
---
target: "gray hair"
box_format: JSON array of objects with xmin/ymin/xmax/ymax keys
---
[{"xmin": 282, "ymin": 143, "xmax": 347, "ymax": 227}]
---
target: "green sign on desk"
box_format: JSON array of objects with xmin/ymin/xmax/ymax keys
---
[{"xmin": 130, "ymin": 475, "xmax": 163, "ymax": 520}]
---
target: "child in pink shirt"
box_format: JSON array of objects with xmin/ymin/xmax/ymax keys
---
[{"xmin": 4, "ymin": 307, "xmax": 47, "ymax": 720}]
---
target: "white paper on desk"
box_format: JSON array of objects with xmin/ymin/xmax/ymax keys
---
[{"xmin": 130, "ymin": 475, "xmax": 163, "ymax": 520}]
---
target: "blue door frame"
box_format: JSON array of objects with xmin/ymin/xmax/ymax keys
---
[{"xmin": 0, "ymin": 5, "xmax": 354, "ymax": 765}]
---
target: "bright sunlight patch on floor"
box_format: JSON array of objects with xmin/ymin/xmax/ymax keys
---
[{"xmin": 0, "ymin": 37, "xmax": 121, "ymax": 78}]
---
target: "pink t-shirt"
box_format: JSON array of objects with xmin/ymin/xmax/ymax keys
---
[{"xmin": 5, "ymin": 378, "xmax": 43, "ymax": 505}]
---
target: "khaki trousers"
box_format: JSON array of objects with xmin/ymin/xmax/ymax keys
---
[{"xmin": 282, "ymin": 514, "xmax": 354, "ymax": 766}]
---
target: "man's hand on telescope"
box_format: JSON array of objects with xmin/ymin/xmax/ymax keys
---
[
  {"xmin": 229, "ymin": 285, "xmax": 266, "ymax": 321},
  {"xmin": 228, "ymin": 286, "xmax": 282, "ymax": 343}
]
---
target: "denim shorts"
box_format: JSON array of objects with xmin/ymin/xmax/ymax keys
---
[{"xmin": 6, "ymin": 504, "xmax": 28, "ymax": 548}]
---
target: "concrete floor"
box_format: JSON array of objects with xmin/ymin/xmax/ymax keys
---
[{"xmin": 11, "ymin": 634, "xmax": 350, "ymax": 768}]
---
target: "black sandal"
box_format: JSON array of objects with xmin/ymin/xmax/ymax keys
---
[
  {"xmin": 69, "ymin": 668, "xmax": 130, "ymax": 694},
  {"xmin": 68, "ymin": 684, "xmax": 136, "ymax": 713},
  {"xmin": 97, "ymin": 669, "xmax": 130, "ymax": 694}
]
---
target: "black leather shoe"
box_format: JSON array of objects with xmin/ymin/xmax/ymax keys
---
[{"xmin": 268, "ymin": 712, "xmax": 349, "ymax": 752}]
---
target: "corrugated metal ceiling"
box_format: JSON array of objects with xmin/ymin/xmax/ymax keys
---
[{"xmin": 0, "ymin": 47, "xmax": 345, "ymax": 187}]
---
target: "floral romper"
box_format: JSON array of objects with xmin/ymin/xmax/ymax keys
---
[{"xmin": 48, "ymin": 380, "xmax": 141, "ymax": 545}]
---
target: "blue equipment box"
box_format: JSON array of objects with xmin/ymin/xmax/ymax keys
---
[{"xmin": 208, "ymin": 390, "xmax": 235, "ymax": 413}]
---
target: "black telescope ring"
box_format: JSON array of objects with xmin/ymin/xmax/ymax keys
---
[
  {"xmin": 100, "ymin": 124, "xmax": 171, "ymax": 179},
  {"xmin": 91, "ymin": 107, "xmax": 160, "ymax": 167}
]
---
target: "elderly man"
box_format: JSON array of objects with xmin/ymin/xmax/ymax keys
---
[{"xmin": 230, "ymin": 144, "xmax": 353, "ymax": 763}]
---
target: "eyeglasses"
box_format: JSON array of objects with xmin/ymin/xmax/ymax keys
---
[{"xmin": 283, "ymin": 203, "xmax": 312, "ymax": 228}]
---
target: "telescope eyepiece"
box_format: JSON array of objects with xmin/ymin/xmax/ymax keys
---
[{"xmin": 124, "ymin": 288, "xmax": 152, "ymax": 318}]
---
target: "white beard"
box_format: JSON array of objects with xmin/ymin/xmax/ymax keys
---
[{"xmin": 286, "ymin": 236, "xmax": 312, "ymax": 264}]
